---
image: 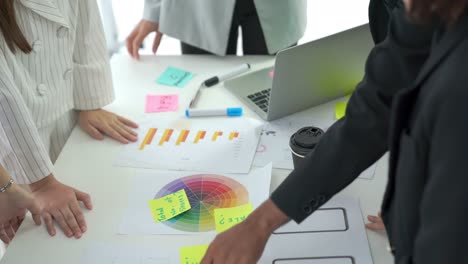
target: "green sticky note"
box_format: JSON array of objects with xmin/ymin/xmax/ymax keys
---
[
  {"xmin": 157, "ymin": 66, "xmax": 194, "ymax": 88},
  {"xmin": 214, "ymin": 203, "xmax": 253, "ymax": 233},
  {"xmin": 180, "ymin": 245, "xmax": 209, "ymax": 264},
  {"xmin": 335, "ymin": 101, "xmax": 348, "ymax": 120},
  {"xmin": 148, "ymin": 189, "xmax": 191, "ymax": 223}
]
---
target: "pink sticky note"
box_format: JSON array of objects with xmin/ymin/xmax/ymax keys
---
[
  {"xmin": 269, "ymin": 70, "xmax": 274, "ymax": 79},
  {"xmin": 145, "ymin": 94, "xmax": 179, "ymax": 113}
]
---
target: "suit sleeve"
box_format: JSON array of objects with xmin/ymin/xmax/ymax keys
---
[
  {"xmin": 143, "ymin": 0, "xmax": 162, "ymax": 23},
  {"xmin": 270, "ymin": 8, "xmax": 434, "ymax": 222},
  {"xmin": 0, "ymin": 48, "xmax": 54, "ymax": 184},
  {"xmin": 72, "ymin": 0, "xmax": 115, "ymax": 110},
  {"xmin": 412, "ymin": 89, "xmax": 468, "ymax": 263}
]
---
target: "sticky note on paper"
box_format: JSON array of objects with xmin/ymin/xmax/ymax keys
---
[
  {"xmin": 145, "ymin": 94, "xmax": 179, "ymax": 113},
  {"xmin": 157, "ymin": 67, "xmax": 194, "ymax": 88},
  {"xmin": 214, "ymin": 203, "xmax": 253, "ymax": 233},
  {"xmin": 180, "ymin": 245, "xmax": 209, "ymax": 264},
  {"xmin": 335, "ymin": 101, "xmax": 348, "ymax": 120},
  {"xmin": 148, "ymin": 189, "xmax": 191, "ymax": 223}
]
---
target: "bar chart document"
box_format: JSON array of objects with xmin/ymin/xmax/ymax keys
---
[{"xmin": 114, "ymin": 118, "xmax": 263, "ymax": 173}]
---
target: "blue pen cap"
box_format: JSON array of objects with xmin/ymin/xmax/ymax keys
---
[{"xmin": 227, "ymin": 107, "xmax": 243, "ymax": 117}]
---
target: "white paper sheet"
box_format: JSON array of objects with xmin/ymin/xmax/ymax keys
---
[
  {"xmin": 253, "ymin": 115, "xmax": 377, "ymax": 180},
  {"xmin": 119, "ymin": 164, "xmax": 272, "ymax": 235},
  {"xmin": 81, "ymin": 243, "xmax": 175, "ymax": 264},
  {"xmin": 260, "ymin": 195, "xmax": 373, "ymax": 264},
  {"xmin": 114, "ymin": 118, "xmax": 262, "ymax": 174}
]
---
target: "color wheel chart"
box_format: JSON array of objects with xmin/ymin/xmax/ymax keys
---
[{"xmin": 154, "ymin": 174, "xmax": 249, "ymax": 232}]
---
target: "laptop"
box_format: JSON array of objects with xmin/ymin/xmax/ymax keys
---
[{"xmin": 225, "ymin": 23, "xmax": 374, "ymax": 121}]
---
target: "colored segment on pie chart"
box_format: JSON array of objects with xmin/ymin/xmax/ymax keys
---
[{"xmin": 155, "ymin": 174, "xmax": 249, "ymax": 232}]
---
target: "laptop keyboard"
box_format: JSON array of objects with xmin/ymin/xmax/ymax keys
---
[{"xmin": 247, "ymin": 88, "xmax": 271, "ymax": 113}]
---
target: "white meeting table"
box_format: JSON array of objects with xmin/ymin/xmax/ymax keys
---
[{"xmin": 2, "ymin": 55, "xmax": 394, "ymax": 264}]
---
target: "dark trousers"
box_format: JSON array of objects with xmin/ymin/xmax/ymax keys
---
[{"xmin": 181, "ymin": 0, "xmax": 269, "ymax": 55}]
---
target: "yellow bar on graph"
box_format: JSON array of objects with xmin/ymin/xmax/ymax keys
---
[
  {"xmin": 139, "ymin": 128, "xmax": 157, "ymax": 150},
  {"xmin": 176, "ymin": 130, "xmax": 189, "ymax": 146},
  {"xmin": 212, "ymin": 132, "xmax": 219, "ymax": 141},
  {"xmin": 229, "ymin": 132, "xmax": 239, "ymax": 140},
  {"xmin": 159, "ymin": 129, "xmax": 170, "ymax": 146}
]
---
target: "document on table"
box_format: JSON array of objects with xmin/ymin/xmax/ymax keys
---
[
  {"xmin": 81, "ymin": 243, "xmax": 175, "ymax": 264},
  {"xmin": 84, "ymin": 195, "xmax": 372, "ymax": 264},
  {"xmin": 260, "ymin": 195, "xmax": 374, "ymax": 264},
  {"xmin": 119, "ymin": 164, "xmax": 272, "ymax": 235},
  {"xmin": 253, "ymin": 114, "xmax": 377, "ymax": 180},
  {"xmin": 114, "ymin": 118, "xmax": 263, "ymax": 174}
]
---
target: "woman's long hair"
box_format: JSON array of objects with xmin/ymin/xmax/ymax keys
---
[
  {"xmin": 0, "ymin": 0, "xmax": 32, "ymax": 53},
  {"xmin": 408, "ymin": 0, "xmax": 468, "ymax": 25}
]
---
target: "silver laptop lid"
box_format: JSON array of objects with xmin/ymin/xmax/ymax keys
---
[{"xmin": 267, "ymin": 23, "xmax": 374, "ymax": 120}]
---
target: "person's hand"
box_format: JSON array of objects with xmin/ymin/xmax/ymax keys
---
[
  {"xmin": 126, "ymin": 20, "xmax": 163, "ymax": 60},
  {"xmin": 79, "ymin": 109, "xmax": 138, "ymax": 144},
  {"xmin": 366, "ymin": 211, "xmax": 385, "ymax": 231},
  {"xmin": 29, "ymin": 175, "xmax": 92, "ymax": 239},
  {"xmin": 201, "ymin": 218, "xmax": 270, "ymax": 264},
  {"xmin": 0, "ymin": 184, "xmax": 42, "ymax": 244},
  {"xmin": 201, "ymin": 199, "xmax": 289, "ymax": 264}
]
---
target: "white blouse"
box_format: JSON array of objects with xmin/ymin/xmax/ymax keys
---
[{"xmin": 0, "ymin": 0, "xmax": 114, "ymax": 184}]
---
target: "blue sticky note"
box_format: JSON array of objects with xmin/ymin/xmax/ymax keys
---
[{"xmin": 157, "ymin": 67, "xmax": 194, "ymax": 88}]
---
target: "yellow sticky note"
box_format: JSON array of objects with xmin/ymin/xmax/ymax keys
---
[
  {"xmin": 335, "ymin": 101, "xmax": 348, "ymax": 120},
  {"xmin": 214, "ymin": 203, "xmax": 253, "ymax": 233},
  {"xmin": 180, "ymin": 244, "xmax": 209, "ymax": 264},
  {"xmin": 148, "ymin": 189, "xmax": 191, "ymax": 223}
]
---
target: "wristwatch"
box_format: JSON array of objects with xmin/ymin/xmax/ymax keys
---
[{"xmin": 0, "ymin": 178, "xmax": 14, "ymax": 193}]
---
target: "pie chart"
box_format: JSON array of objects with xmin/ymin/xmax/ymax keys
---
[{"xmin": 154, "ymin": 174, "xmax": 249, "ymax": 232}]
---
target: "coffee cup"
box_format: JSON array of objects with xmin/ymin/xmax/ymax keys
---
[{"xmin": 289, "ymin": 126, "xmax": 324, "ymax": 169}]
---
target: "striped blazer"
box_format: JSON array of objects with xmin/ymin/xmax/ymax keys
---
[{"xmin": 0, "ymin": 0, "xmax": 114, "ymax": 184}]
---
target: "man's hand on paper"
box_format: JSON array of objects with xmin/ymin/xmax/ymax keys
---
[
  {"xmin": 30, "ymin": 175, "xmax": 92, "ymax": 239},
  {"xmin": 201, "ymin": 199, "xmax": 289, "ymax": 264},
  {"xmin": 126, "ymin": 20, "xmax": 163, "ymax": 60}
]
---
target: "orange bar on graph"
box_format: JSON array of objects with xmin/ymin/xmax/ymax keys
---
[
  {"xmin": 212, "ymin": 131, "xmax": 223, "ymax": 141},
  {"xmin": 194, "ymin": 131, "xmax": 206, "ymax": 144},
  {"xmin": 181, "ymin": 130, "xmax": 189, "ymax": 142},
  {"xmin": 159, "ymin": 129, "xmax": 170, "ymax": 146},
  {"xmin": 194, "ymin": 131, "xmax": 202, "ymax": 144},
  {"xmin": 166, "ymin": 129, "xmax": 174, "ymax": 142},
  {"xmin": 176, "ymin": 130, "xmax": 189, "ymax": 145},
  {"xmin": 139, "ymin": 128, "xmax": 157, "ymax": 150},
  {"xmin": 229, "ymin": 132, "xmax": 239, "ymax": 140},
  {"xmin": 147, "ymin": 128, "xmax": 157, "ymax": 144}
]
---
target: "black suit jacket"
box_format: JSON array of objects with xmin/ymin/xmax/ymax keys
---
[{"xmin": 271, "ymin": 6, "xmax": 468, "ymax": 264}]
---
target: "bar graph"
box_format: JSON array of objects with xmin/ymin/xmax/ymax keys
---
[
  {"xmin": 116, "ymin": 119, "xmax": 262, "ymax": 173},
  {"xmin": 158, "ymin": 129, "xmax": 174, "ymax": 146},
  {"xmin": 212, "ymin": 131, "xmax": 223, "ymax": 141},
  {"xmin": 229, "ymin": 132, "xmax": 239, "ymax": 140},
  {"xmin": 138, "ymin": 128, "xmax": 241, "ymax": 150},
  {"xmin": 194, "ymin": 131, "xmax": 206, "ymax": 144},
  {"xmin": 176, "ymin": 130, "xmax": 190, "ymax": 145},
  {"xmin": 139, "ymin": 128, "xmax": 157, "ymax": 150}
]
